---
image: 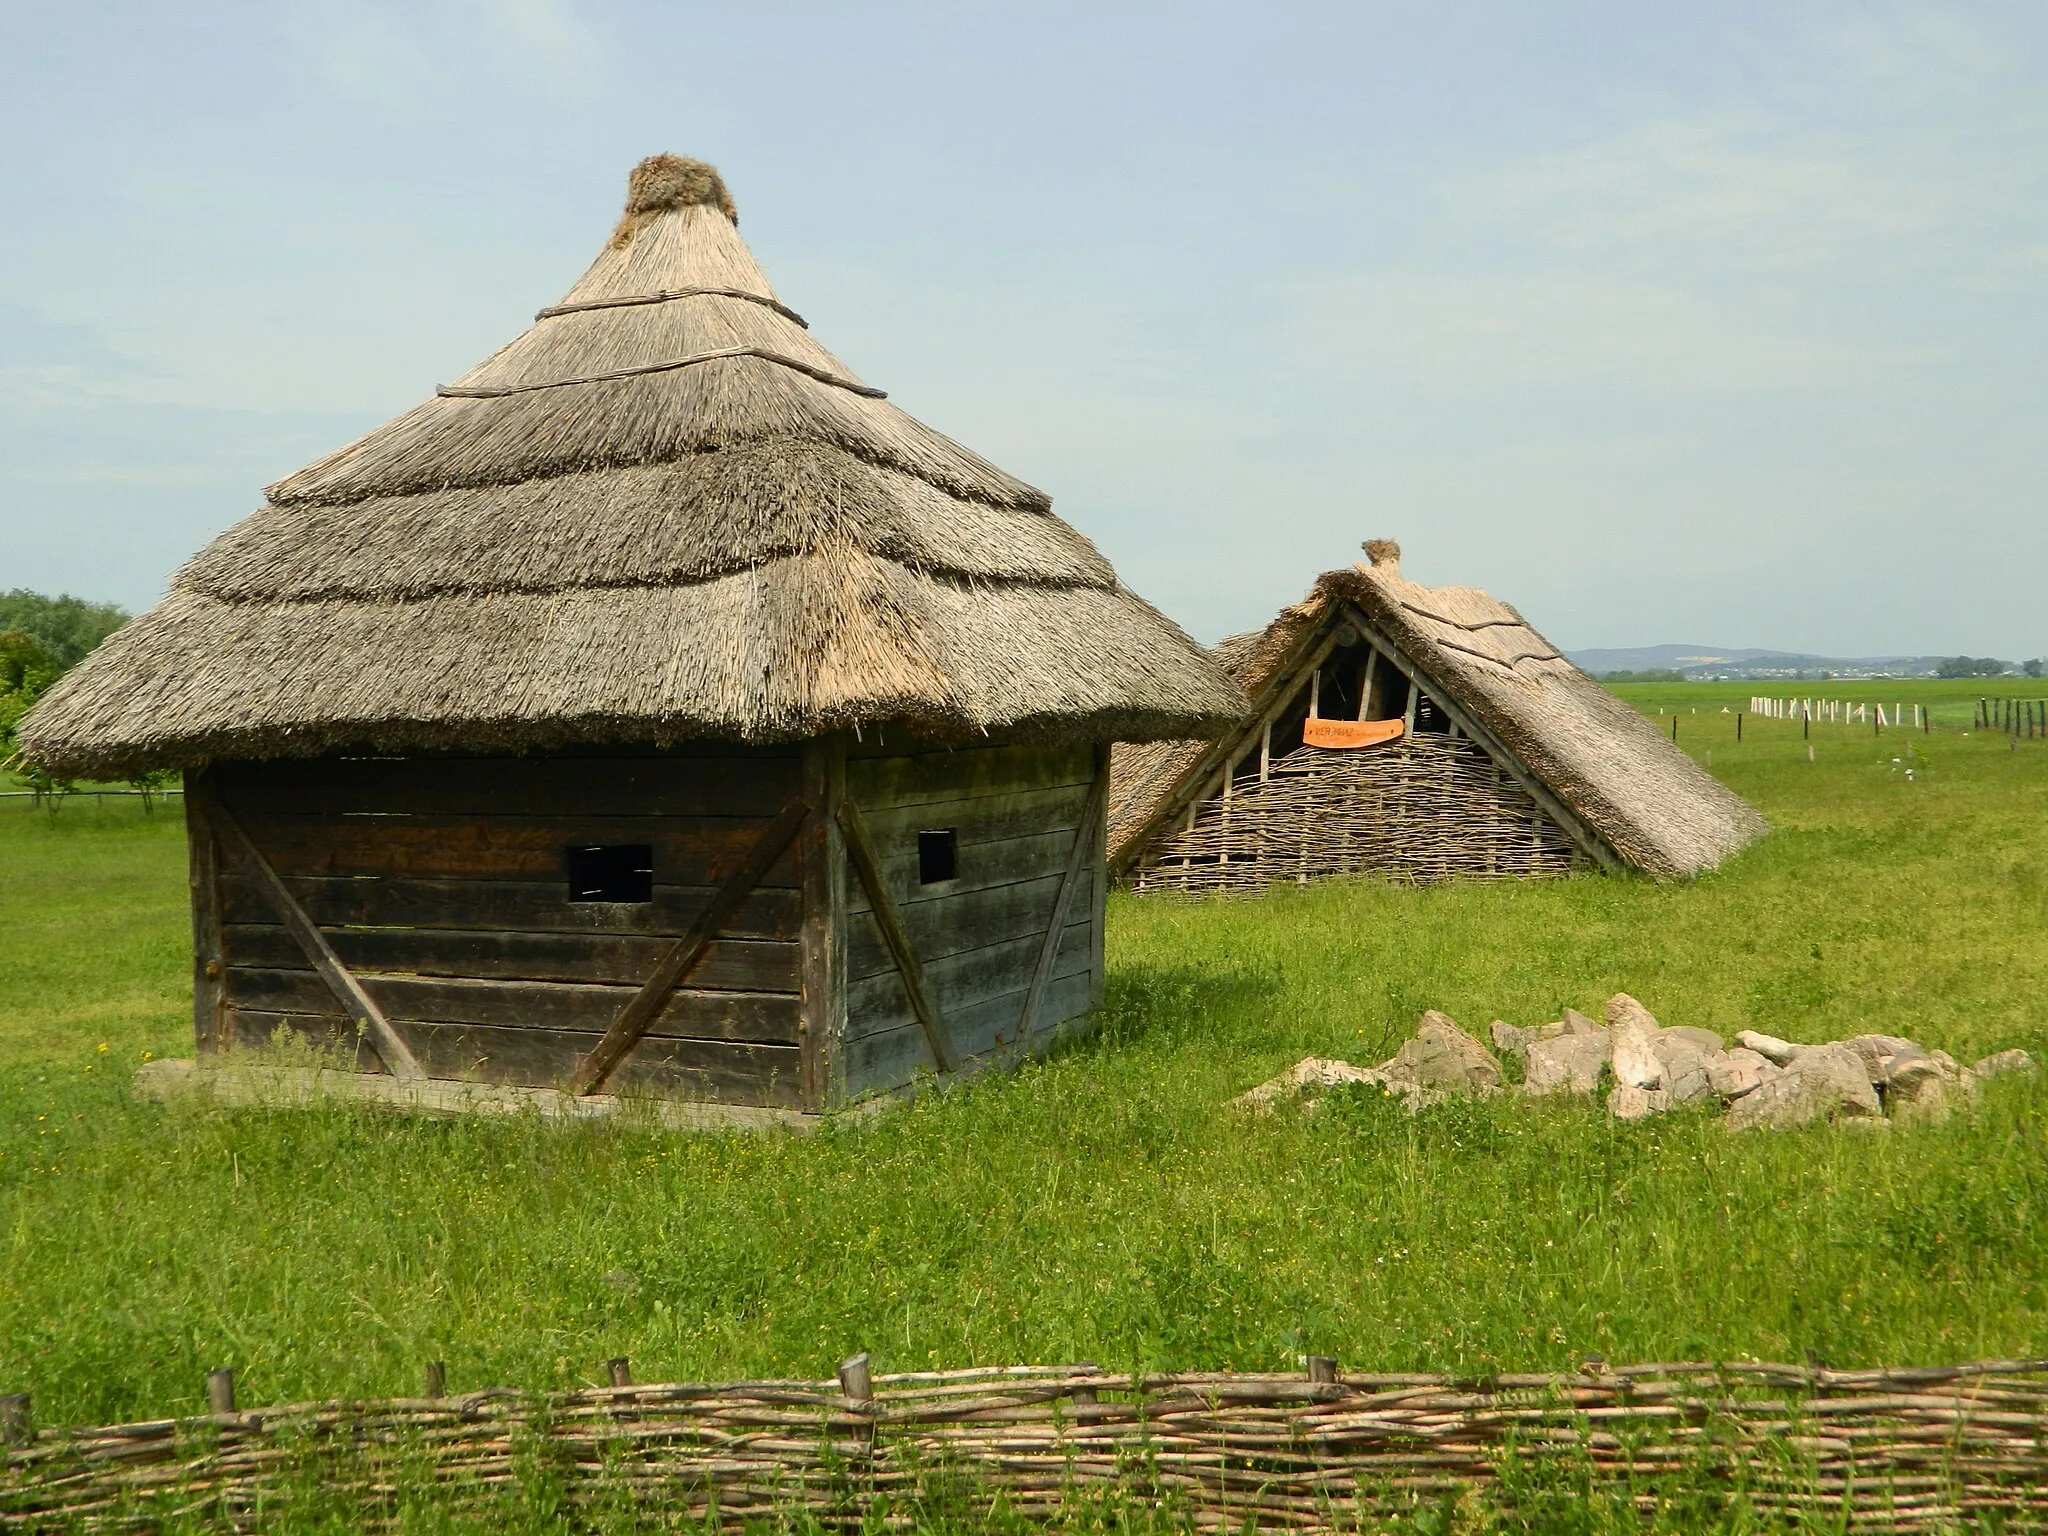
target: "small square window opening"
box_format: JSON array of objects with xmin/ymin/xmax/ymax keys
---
[
  {"xmin": 567, "ymin": 844, "xmax": 654, "ymax": 903},
  {"xmin": 918, "ymin": 828, "xmax": 958, "ymax": 885}
]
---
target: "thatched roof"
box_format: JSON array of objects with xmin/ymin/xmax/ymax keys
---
[
  {"xmin": 1109, "ymin": 543, "xmax": 1767, "ymax": 880},
  {"xmin": 22, "ymin": 156, "xmax": 1242, "ymax": 779}
]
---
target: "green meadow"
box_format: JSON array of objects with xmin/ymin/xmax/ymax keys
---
[{"xmin": 1, "ymin": 678, "xmax": 2045, "ymax": 1454}]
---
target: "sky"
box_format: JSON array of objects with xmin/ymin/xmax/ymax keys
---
[{"xmin": 2, "ymin": 1, "xmax": 2045, "ymax": 656}]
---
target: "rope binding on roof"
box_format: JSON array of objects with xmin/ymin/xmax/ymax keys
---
[{"xmin": 438, "ymin": 345, "xmax": 884, "ymax": 400}]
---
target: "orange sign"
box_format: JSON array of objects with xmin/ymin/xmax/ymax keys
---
[{"xmin": 1303, "ymin": 718, "xmax": 1406, "ymax": 750}]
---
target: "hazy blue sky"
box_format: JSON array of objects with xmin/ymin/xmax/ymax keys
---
[{"xmin": 3, "ymin": 2, "xmax": 2045, "ymax": 654}]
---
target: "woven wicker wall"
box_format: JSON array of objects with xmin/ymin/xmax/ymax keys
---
[{"xmin": 1131, "ymin": 733, "xmax": 1580, "ymax": 895}]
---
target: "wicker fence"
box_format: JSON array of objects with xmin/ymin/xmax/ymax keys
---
[
  {"xmin": 7, "ymin": 1359, "xmax": 2048, "ymax": 1531},
  {"xmin": 1131, "ymin": 734, "xmax": 1581, "ymax": 895}
]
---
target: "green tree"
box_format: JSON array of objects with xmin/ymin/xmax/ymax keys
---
[
  {"xmin": 2026, "ymin": 658, "xmax": 2044, "ymax": 679},
  {"xmin": 0, "ymin": 589, "xmax": 129, "ymax": 670},
  {"xmin": 0, "ymin": 629, "xmax": 55, "ymax": 692},
  {"xmin": 1936, "ymin": 656, "xmax": 2010, "ymax": 679}
]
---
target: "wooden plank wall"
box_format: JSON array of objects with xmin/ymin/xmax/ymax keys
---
[
  {"xmin": 200, "ymin": 748, "xmax": 808, "ymax": 1108},
  {"xmin": 836, "ymin": 736, "xmax": 1105, "ymax": 1102}
]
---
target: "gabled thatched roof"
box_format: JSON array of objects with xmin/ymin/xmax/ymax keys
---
[
  {"xmin": 22, "ymin": 156, "xmax": 1242, "ymax": 779},
  {"xmin": 1110, "ymin": 543, "xmax": 1767, "ymax": 880}
]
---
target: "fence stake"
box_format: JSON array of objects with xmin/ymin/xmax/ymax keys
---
[
  {"xmin": 1670, "ymin": 716, "xmax": 1678, "ymax": 742},
  {"xmin": 838, "ymin": 1353, "xmax": 873, "ymax": 1404},
  {"xmin": 423, "ymin": 1361, "xmax": 447, "ymax": 1399},
  {"xmin": 1307, "ymin": 1355, "xmax": 1338, "ymax": 1385},
  {"xmin": 206, "ymin": 1369, "xmax": 236, "ymax": 1415},
  {"xmin": 1736, "ymin": 712, "xmax": 1743, "ymax": 742},
  {"xmin": 1071, "ymin": 1363, "xmax": 1100, "ymax": 1410},
  {"xmin": 0, "ymin": 1393, "xmax": 28, "ymax": 1446},
  {"xmin": 606, "ymin": 1357, "xmax": 632, "ymax": 1389}
]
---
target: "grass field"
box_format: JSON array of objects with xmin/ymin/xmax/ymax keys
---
[{"xmin": 2, "ymin": 679, "xmax": 2045, "ymax": 1450}]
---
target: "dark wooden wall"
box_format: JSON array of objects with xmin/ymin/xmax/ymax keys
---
[
  {"xmin": 190, "ymin": 747, "xmax": 809, "ymax": 1107},
  {"xmin": 832, "ymin": 737, "xmax": 1107, "ymax": 1103}
]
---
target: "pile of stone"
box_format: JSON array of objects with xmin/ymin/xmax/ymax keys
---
[{"xmin": 1235, "ymin": 996, "xmax": 2033, "ymax": 1132}]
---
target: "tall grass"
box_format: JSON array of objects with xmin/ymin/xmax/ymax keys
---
[{"xmin": 1, "ymin": 698, "xmax": 2044, "ymax": 1435}]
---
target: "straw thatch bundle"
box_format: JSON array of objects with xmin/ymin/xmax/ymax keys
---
[
  {"xmin": 20, "ymin": 156, "xmax": 1241, "ymax": 779},
  {"xmin": 1111, "ymin": 544, "xmax": 1766, "ymax": 880}
]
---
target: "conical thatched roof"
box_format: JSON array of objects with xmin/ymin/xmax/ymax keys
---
[
  {"xmin": 21, "ymin": 155, "xmax": 1242, "ymax": 780},
  {"xmin": 1110, "ymin": 543, "xmax": 1767, "ymax": 880}
]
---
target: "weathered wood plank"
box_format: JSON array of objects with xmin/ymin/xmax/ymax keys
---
[
  {"xmin": 842, "ymin": 970, "xmax": 1095, "ymax": 1099},
  {"xmin": 212, "ymin": 754, "xmax": 801, "ymax": 820},
  {"xmin": 228, "ymin": 813, "xmax": 803, "ymax": 887},
  {"xmin": 572, "ymin": 801, "xmax": 809, "ymax": 1095},
  {"xmin": 844, "ymin": 872, "xmax": 1066, "ymax": 981},
  {"xmin": 224, "ymin": 969, "xmax": 800, "ymax": 1044},
  {"xmin": 1017, "ymin": 771, "xmax": 1110, "ymax": 1043},
  {"xmin": 846, "ymin": 829, "xmax": 1076, "ymax": 916},
  {"xmin": 840, "ymin": 724, "xmax": 1081, "ymax": 759},
  {"xmin": 854, "ymin": 783, "xmax": 1090, "ymax": 852},
  {"xmin": 208, "ymin": 795, "xmax": 424, "ymax": 1080},
  {"xmin": 219, "ymin": 875, "xmax": 802, "ymax": 939},
  {"xmin": 223, "ymin": 1012, "xmax": 804, "ymax": 1106},
  {"xmin": 185, "ymin": 776, "xmax": 228, "ymax": 1055},
  {"xmin": 799, "ymin": 736, "xmax": 845, "ymax": 1112},
  {"xmin": 844, "ymin": 919, "xmax": 1092, "ymax": 1045},
  {"xmin": 223, "ymin": 925, "xmax": 800, "ymax": 992},
  {"xmin": 836, "ymin": 798, "xmax": 958, "ymax": 1075},
  {"xmin": 845, "ymin": 745, "xmax": 1092, "ymax": 809}
]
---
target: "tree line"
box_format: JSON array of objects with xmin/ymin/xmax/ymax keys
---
[{"xmin": 0, "ymin": 590, "xmax": 167, "ymax": 801}]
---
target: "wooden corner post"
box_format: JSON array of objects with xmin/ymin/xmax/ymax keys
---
[
  {"xmin": 184, "ymin": 771, "xmax": 229, "ymax": 1056},
  {"xmin": 1089, "ymin": 742, "xmax": 1109, "ymax": 1011},
  {"xmin": 800, "ymin": 735, "xmax": 847, "ymax": 1111}
]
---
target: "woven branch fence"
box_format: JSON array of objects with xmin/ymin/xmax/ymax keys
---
[
  {"xmin": 1132, "ymin": 734, "xmax": 1580, "ymax": 895},
  {"xmin": 7, "ymin": 1359, "xmax": 2048, "ymax": 1532}
]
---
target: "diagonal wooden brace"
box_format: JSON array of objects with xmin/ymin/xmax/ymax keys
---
[
  {"xmin": 1017, "ymin": 770, "xmax": 1110, "ymax": 1046},
  {"xmin": 205, "ymin": 793, "xmax": 425, "ymax": 1080},
  {"xmin": 836, "ymin": 798, "xmax": 959, "ymax": 1076},
  {"xmin": 572, "ymin": 801, "xmax": 810, "ymax": 1097}
]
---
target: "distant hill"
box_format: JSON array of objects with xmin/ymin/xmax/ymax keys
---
[{"xmin": 1564, "ymin": 645, "xmax": 1969, "ymax": 681}]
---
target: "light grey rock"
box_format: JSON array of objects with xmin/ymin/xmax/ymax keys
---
[
  {"xmin": 1563, "ymin": 1008, "xmax": 1605, "ymax": 1037},
  {"xmin": 1387, "ymin": 1011, "xmax": 1503, "ymax": 1094},
  {"xmin": 1611, "ymin": 1018, "xmax": 1663, "ymax": 1090},
  {"xmin": 1491, "ymin": 1019, "xmax": 1536, "ymax": 1057},
  {"xmin": 1885, "ymin": 1058, "xmax": 1954, "ymax": 1124},
  {"xmin": 1662, "ymin": 1026, "xmax": 1727, "ymax": 1056},
  {"xmin": 1523, "ymin": 1032, "xmax": 1609, "ymax": 1096},
  {"xmin": 1234, "ymin": 1057, "xmax": 1445, "ymax": 1112},
  {"xmin": 1608, "ymin": 1084, "xmax": 1669, "ymax": 1121},
  {"xmin": 1661, "ymin": 1046, "xmax": 1715, "ymax": 1104},
  {"xmin": 1706, "ymin": 1048, "xmax": 1776, "ymax": 1100},
  {"xmin": 1235, "ymin": 1057, "xmax": 1382, "ymax": 1108},
  {"xmin": 1928, "ymin": 1049, "xmax": 1962, "ymax": 1081},
  {"xmin": 1726, "ymin": 1043, "xmax": 1881, "ymax": 1131},
  {"xmin": 1970, "ymin": 1048, "xmax": 2036, "ymax": 1080},
  {"xmin": 1841, "ymin": 1034, "xmax": 1928, "ymax": 1085},
  {"xmin": 1605, "ymin": 992, "xmax": 1663, "ymax": 1035},
  {"xmin": 1735, "ymin": 1030, "xmax": 1804, "ymax": 1067}
]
